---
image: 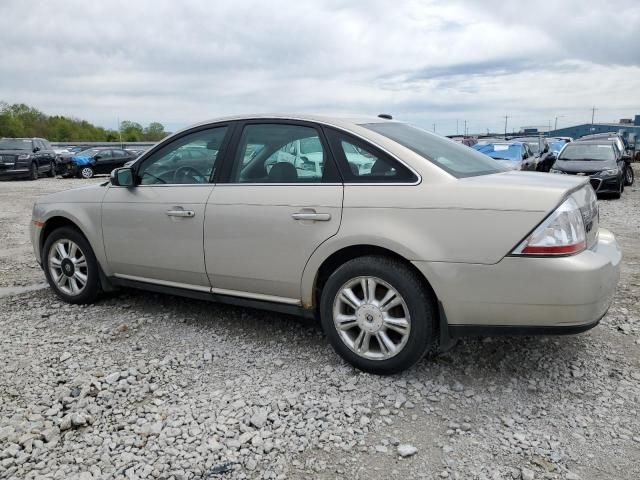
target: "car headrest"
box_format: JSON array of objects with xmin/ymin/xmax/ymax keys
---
[
  {"xmin": 268, "ymin": 162, "xmax": 298, "ymax": 182},
  {"xmin": 371, "ymin": 159, "xmax": 392, "ymax": 175}
]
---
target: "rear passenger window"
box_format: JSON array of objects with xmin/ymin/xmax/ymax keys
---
[
  {"xmin": 229, "ymin": 123, "xmax": 339, "ymax": 183},
  {"xmin": 326, "ymin": 129, "xmax": 417, "ymax": 183}
]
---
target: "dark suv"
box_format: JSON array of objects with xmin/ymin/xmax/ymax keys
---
[{"xmin": 0, "ymin": 137, "xmax": 57, "ymax": 180}]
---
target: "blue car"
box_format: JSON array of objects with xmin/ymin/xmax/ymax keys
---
[
  {"xmin": 66, "ymin": 147, "xmax": 137, "ymax": 178},
  {"xmin": 472, "ymin": 141, "xmax": 537, "ymax": 171}
]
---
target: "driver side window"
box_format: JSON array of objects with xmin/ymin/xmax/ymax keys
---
[{"xmin": 138, "ymin": 126, "xmax": 228, "ymax": 185}]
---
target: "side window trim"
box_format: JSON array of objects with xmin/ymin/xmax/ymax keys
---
[
  {"xmin": 217, "ymin": 119, "xmax": 342, "ymax": 184},
  {"xmin": 132, "ymin": 123, "xmax": 234, "ymax": 186},
  {"xmin": 323, "ymin": 127, "xmax": 420, "ymax": 185}
]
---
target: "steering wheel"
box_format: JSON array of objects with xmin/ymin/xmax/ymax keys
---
[{"xmin": 173, "ymin": 165, "xmax": 204, "ymax": 184}]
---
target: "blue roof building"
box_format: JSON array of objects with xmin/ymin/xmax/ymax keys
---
[{"xmin": 547, "ymin": 114, "xmax": 640, "ymax": 141}]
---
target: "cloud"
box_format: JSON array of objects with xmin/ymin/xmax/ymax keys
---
[{"xmin": 0, "ymin": 0, "xmax": 638, "ymax": 134}]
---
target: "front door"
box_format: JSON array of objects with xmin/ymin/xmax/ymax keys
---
[
  {"xmin": 102, "ymin": 125, "xmax": 230, "ymax": 289},
  {"xmin": 204, "ymin": 122, "xmax": 343, "ymax": 303}
]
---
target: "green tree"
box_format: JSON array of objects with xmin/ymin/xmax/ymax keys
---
[
  {"xmin": 120, "ymin": 120, "xmax": 143, "ymax": 142},
  {"xmin": 143, "ymin": 122, "xmax": 167, "ymax": 141},
  {"xmin": 0, "ymin": 101, "xmax": 167, "ymax": 142}
]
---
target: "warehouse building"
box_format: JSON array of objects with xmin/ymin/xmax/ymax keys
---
[{"xmin": 547, "ymin": 114, "xmax": 640, "ymax": 140}]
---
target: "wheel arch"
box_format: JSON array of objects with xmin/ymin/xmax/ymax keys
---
[
  {"xmin": 305, "ymin": 243, "xmax": 439, "ymax": 313},
  {"xmin": 39, "ymin": 213, "xmax": 115, "ymax": 292},
  {"xmin": 39, "ymin": 215, "xmax": 87, "ymax": 260}
]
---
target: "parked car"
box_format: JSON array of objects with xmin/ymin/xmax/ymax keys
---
[
  {"xmin": 55, "ymin": 145, "xmax": 95, "ymax": 175},
  {"xmin": 66, "ymin": 147, "xmax": 138, "ymax": 178},
  {"xmin": 576, "ymin": 133, "xmax": 634, "ymax": 186},
  {"xmin": 0, "ymin": 137, "xmax": 56, "ymax": 180},
  {"xmin": 472, "ymin": 141, "xmax": 537, "ymax": 170},
  {"xmin": 547, "ymin": 137, "xmax": 572, "ymax": 155},
  {"xmin": 30, "ymin": 115, "xmax": 620, "ymax": 374},
  {"xmin": 510, "ymin": 137, "xmax": 556, "ymax": 172},
  {"xmin": 550, "ymin": 141, "xmax": 626, "ymax": 198}
]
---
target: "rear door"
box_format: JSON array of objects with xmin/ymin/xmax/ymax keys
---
[{"xmin": 204, "ymin": 121, "xmax": 343, "ymax": 303}]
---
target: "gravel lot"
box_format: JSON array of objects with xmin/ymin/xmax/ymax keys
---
[{"xmin": 0, "ymin": 173, "xmax": 639, "ymax": 480}]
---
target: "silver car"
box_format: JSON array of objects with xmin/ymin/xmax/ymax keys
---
[{"xmin": 30, "ymin": 115, "xmax": 621, "ymax": 374}]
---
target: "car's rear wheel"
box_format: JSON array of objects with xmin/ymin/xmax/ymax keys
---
[
  {"xmin": 43, "ymin": 227, "xmax": 100, "ymax": 304},
  {"xmin": 29, "ymin": 162, "xmax": 38, "ymax": 180},
  {"xmin": 320, "ymin": 255, "xmax": 436, "ymax": 375},
  {"xmin": 79, "ymin": 166, "xmax": 94, "ymax": 179},
  {"xmin": 624, "ymin": 165, "xmax": 634, "ymax": 186}
]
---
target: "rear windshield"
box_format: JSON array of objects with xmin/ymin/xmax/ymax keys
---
[
  {"xmin": 473, "ymin": 143, "xmax": 522, "ymax": 161},
  {"xmin": 361, "ymin": 123, "xmax": 505, "ymax": 178},
  {"xmin": 559, "ymin": 144, "xmax": 614, "ymax": 161}
]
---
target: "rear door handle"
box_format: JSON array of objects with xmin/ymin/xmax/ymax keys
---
[
  {"xmin": 292, "ymin": 212, "xmax": 331, "ymax": 221},
  {"xmin": 166, "ymin": 209, "xmax": 195, "ymax": 218}
]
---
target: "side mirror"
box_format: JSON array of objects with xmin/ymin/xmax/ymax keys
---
[
  {"xmin": 33, "ymin": 147, "xmax": 40, "ymax": 153},
  {"xmin": 94, "ymin": 155, "xmax": 102, "ymax": 160},
  {"xmin": 111, "ymin": 167, "xmax": 135, "ymax": 187}
]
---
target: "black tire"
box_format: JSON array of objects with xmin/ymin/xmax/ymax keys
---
[
  {"xmin": 624, "ymin": 165, "xmax": 634, "ymax": 186},
  {"xmin": 319, "ymin": 255, "xmax": 436, "ymax": 375},
  {"xmin": 48, "ymin": 161, "xmax": 56, "ymax": 177},
  {"xmin": 28, "ymin": 162, "xmax": 38, "ymax": 180},
  {"xmin": 42, "ymin": 227, "xmax": 101, "ymax": 304}
]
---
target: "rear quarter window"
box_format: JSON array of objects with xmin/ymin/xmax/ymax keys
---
[{"xmin": 361, "ymin": 122, "xmax": 505, "ymax": 178}]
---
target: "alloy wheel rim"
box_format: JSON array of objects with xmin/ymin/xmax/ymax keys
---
[
  {"xmin": 332, "ymin": 276, "xmax": 411, "ymax": 360},
  {"xmin": 82, "ymin": 168, "xmax": 92, "ymax": 178},
  {"xmin": 48, "ymin": 239, "xmax": 88, "ymax": 296}
]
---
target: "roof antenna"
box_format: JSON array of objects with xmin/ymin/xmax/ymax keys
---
[{"xmin": 378, "ymin": 113, "xmax": 393, "ymax": 120}]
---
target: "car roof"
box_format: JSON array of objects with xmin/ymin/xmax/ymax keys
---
[{"xmin": 185, "ymin": 113, "xmax": 392, "ymax": 133}]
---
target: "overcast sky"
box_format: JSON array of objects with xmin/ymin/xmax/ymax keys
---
[{"xmin": 1, "ymin": 0, "xmax": 639, "ymax": 134}]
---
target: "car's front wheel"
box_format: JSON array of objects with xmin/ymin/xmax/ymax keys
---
[
  {"xmin": 624, "ymin": 165, "xmax": 634, "ymax": 186},
  {"xmin": 43, "ymin": 227, "xmax": 100, "ymax": 304},
  {"xmin": 48, "ymin": 161, "xmax": 56, "ymax": 177},
  {"xmin": 29, "ymin": 162, "xmax": 38, "ymax": 180},
  {"xmin": 79, "ymin": 166, "xmax": 94, "ymax": 179},
  {"xmin": 320, "ymin": 255, "xmax": 436, "ymax": 375}
]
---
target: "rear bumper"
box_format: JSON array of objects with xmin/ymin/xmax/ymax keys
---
[{"xmin": 414, "ymin": 228, "xmax": 621, "ymax": 334}]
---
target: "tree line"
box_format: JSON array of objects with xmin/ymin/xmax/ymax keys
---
[{"xmin": 0, "ymin": 102, "xmax": 169, "ymax": 142}]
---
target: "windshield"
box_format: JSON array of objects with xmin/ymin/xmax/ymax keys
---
[
  {"xmin": 0, "ymin": 138, "xmax": 32, "ymax": 150},
  {"xmin": 549, "ymin": 141, "xmax": 566, "ymax": 153},
  {"xmin": 361, "ymin": 122, "xmax": 505, "ymax": 178},
  {"xmin": 558, "ymin": 144, "xmax": 614, "ymax": 161},
  {"xmin": 473, "ymin": 143, "xmax": 522, "ymax": 161}
]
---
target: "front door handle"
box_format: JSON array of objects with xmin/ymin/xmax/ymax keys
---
[
  {"xmin": 166, "ymin": 209, "xmax": 195, "ymax": 218},
  {"xmin": 292, "ymin": 211, "xmax": 331, "ymax": 221}
]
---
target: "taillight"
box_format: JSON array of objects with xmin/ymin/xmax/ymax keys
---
[{"xmin": 511, "ymin": 196, "xmax": 586, "ymax": 256}]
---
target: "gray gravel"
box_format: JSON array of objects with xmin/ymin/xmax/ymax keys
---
[{"xmin": 0, "ymin": 173, "xmax": 639, "ymax": 479}]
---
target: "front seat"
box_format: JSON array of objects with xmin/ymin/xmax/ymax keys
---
[{"xmin": 268, "ymin": 162, "xmax": 298, "ymax": 182}]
